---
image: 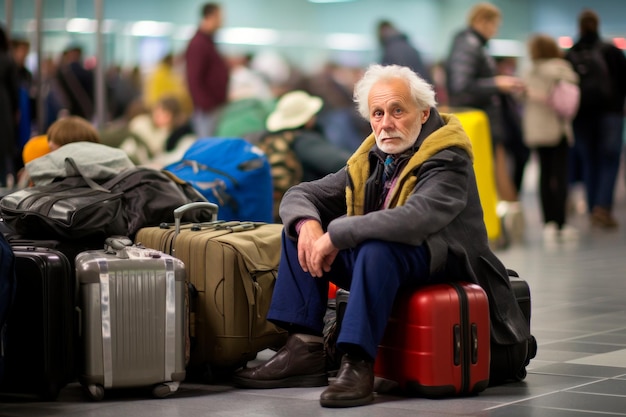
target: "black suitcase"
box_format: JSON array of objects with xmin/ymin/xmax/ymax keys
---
[
  {"xmin": 489, "ymin": 270, "xmax": 537, "ymax": 385},
  {"xmin": 0, "ymin": 246, "xmax": 76, "ymax": 400}
]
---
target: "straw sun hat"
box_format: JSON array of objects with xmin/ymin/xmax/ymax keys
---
[{"xmin": 266, "ymin": 90, "xmax": 323, "ymax": 132}]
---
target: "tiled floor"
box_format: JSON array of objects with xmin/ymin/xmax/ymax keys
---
[{"xmin": 3, "ymin": 155, "xmax": 626, "ymax": 416}]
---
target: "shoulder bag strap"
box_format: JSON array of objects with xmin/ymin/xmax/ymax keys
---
[{"xmin": 64, "ymin": 157, "xmax": 111, "ymax": 193}]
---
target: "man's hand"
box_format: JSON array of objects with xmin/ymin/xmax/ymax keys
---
[
  {"xmin": 494, "ymin": 75, "xmax": 525, "ymax": 94},
  {"xmin": 297, "ymin": 220, "xmax": 339, "ymax": 278}
]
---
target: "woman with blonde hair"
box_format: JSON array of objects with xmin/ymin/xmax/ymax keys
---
[{"xmin": 522, "ymin": 34, "xmax": 579, "ymax": 241}]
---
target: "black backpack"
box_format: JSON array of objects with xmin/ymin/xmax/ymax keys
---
[{"xmin": 567, "ymin": 42, "xmax": 611, "ymax": 113}]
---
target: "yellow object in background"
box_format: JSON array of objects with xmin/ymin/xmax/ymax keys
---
[
  {"xmin": 22, "ymin": 135, "xmax": 50, "ymax": 165},
  {"xmin": 447, "ymin": 108, "xmax": 501, "ymax": 243}
]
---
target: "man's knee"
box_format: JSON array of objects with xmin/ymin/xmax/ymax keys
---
[{"xmin": 355, "ymin": 239, "xmax": 397, "ymax": 259}]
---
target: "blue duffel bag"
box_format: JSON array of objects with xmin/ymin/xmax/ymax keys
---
[{"xmin": 164, "ymin": 137, "xmax": 274, "ymax": 223}]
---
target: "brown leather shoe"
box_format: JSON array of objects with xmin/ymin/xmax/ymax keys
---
[
  {"xmin": 232, "ymin": 335, "xmax": 327, "ymax": 389},
  {"xmin": 320, "ymin": 354, "xmax": 374, "ymax": 408},
  {"xmin": 591, "ymin": 207, "xmax": 619, "ymax": 229}
]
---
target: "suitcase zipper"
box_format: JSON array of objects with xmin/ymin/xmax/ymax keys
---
[
  {"xmin": 450, "ymin": 282, "xmax": 470, "ymax": 394},
  {"xmin": 179, "ymin": 160, "xmax": 240, "ymax": 188}
]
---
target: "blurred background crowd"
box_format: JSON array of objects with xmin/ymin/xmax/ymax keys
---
[{"xmin": 1, "ymin": 0, "xmax": 625, "ymax": 243}]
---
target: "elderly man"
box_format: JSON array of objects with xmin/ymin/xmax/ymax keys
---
[{"xmin": 233, "ymin": 64, "xmax": 529, "ymax": 408}]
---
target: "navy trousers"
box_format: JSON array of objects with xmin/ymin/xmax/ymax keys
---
[{"xmin": 267, "ymin": 230, "xmax": 444, "ymax": 360}]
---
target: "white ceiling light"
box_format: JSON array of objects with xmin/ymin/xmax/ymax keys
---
[
  {"xmin": 216, "ymin": 27, "xmax": 280, "ymax": 46},
  {"xmin": 66, "ymin": 18, "xmax": 114, "ymax": 33},
  {"xmin": 129, "ymin": 21, "xmax": 174, "ymax": 37},
  {"xmin": 325, "ymin": 33, "xmax": 372, "ymax": 51},
  {"xmin": 66, "ymin": 18, "xmax": 96, "ymax": 33}
]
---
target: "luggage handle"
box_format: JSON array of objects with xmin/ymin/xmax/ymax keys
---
[
  {"xmin": 64, "ymin": 157, "xmax": 112, "ymax": 193},
  {"xmin": 453, "ymin": 324, "xmax": 461, "ymax": 366},
  {"xmin": 174, "ymin": 202, "xmax": 219, "ymax": 235},
  {"xmin": 471, "ymin": 323, "xmax": 478, "ymax": 364},
  {"xmin": 214, "ymin": 221, "xmax": 265, "ymax": 232}
]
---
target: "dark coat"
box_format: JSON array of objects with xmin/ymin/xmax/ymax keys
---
[
  {"xmin": 566, "ymin": 33, "xmax": 626, "ymax": 115},
  {"xmin": 380, "ymin": 29, "xmax": 431, "ymax": 83},
  {"xmin": 291, "ymin": 128, "xmax": 352, "ymax": 182},
  {"xmin": 445, "ymin": 28, "xmax": 506, "ymax": 144},
  {"xmin": 280, "ymin": 109, "xmax": 530, "ymax": 347},
  {"xmin": 0, "ymin": 52, "xmax": 18, "ymax": 168},
  {"xmin": 185, "ymin": 30, "xmax": 229, "ymax": 112},
  {"xmin": 56, "ymin": 60, "xmax": 95, "ymax": 120}
]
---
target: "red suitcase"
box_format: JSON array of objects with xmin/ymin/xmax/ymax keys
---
[{"xmin": 374, "ymin": 282, "xmax": 490, "ymax": 397}]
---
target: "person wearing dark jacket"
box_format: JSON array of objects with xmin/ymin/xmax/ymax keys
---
[
  {"xmin": 232, "ymin": 64, "xmax": 530, "ymax": 408},
  {"xmin": 0, "ymin": 25, "xmax": 19, "ymax": 187},
  {"xmin": 185, "ymin": 2, "xmax": 229, "ymax": 137},
  {"xmin": 378, "ymin": 20, "xmax": 431, "ymax": 84},
  {"xmin": 56, "ymin": 44, "xmax": 95, "ymax": 121},
  {"xmin": 265, "ymin": 90, "xmax": 351, "ymax": 183},
  {"xmin": 445, "ymin": 2, "xmax": 526, "ymax": 242},
  {"xmin": 259, "ymin": 89, "xmax": 352, "ymax": 222},
  {"xmin": 565, "ymin": 9, "xmax": 626, "ymax": 229}
]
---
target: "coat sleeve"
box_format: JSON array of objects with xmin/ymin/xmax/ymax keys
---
[
  {"xmin": 292, "ymin": 131, "xmax": 351, "ymax": 179},
  {"xmin": 446, "ymin": 33, "xmax": 499, "ymax": 107},
  {"xmin": 328, "ymin": 148, "xmax": 471, "ymax": 249},
  {"xmin": 279, "ymin": 169, "xmax": 348, "ymax": 240}
]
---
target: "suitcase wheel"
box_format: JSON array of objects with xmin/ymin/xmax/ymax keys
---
[
  {"xmin": 152, "ymin": 381, "xmax": 180, "ymax": 398},
  {"xmin": 84, "ymin": 384, "xmax": 105, "ymax": 401}
]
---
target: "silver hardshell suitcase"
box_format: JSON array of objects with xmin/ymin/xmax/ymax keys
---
[{"xmin": 75, "ymin": 244, "xmax": 186, "ymax": 400}]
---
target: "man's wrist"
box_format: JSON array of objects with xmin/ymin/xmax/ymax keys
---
[{"xmin": 295, "ymin": 218, "xmax": 315, "ymax": 235}]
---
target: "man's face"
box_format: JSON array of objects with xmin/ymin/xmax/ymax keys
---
[
  {"xmin": 201, "ymin": 9, "xmax": 223, "ymax": 34},
  {"xmin": 368, "ymin": 78, "xmax": 430, "ymax": 155}
]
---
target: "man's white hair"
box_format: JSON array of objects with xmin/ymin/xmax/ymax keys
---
[{"xmin": 353, "ymin": 64, "xmax": 436, "ymax": 120}]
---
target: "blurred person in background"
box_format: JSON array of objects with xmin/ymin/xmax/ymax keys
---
[
  {"xmin": 226, "ymin": 53, "xmax": 274, "ymax": 103},
  {"xmin": 212, "ymin": 53, "xmax": 276, "ymax": 138},
  {"xmin": 252, "ymin": 90, "xmax": 352, "ymax": 222},
  {"xmin": 106, "ymin": 64, "xmax": 142, "ymax": 122},
  {"xmin": 264, "ymin": 90, "xmax": 352, "ymax": 183},
  {"xmin": 38, "ymin": 56, "xmax": 69, "ymax": 131},
  {"xmin": 11, "ymin": 38, "xmax": 34, "ymax": 158},
  {"xmin": 125, "ymin": 96, "xmax": 186, "ymax": 164},
  {"xmin": 100, "ymin": 96, "xmax": 187, "ymax": 166},
  {"xmin": 522, "ymin": 34, "xmax": 579, "ymax": 242},
  {"xmin": 495, "ymin": 56, "xmax": 529, "ymax": 195},
  {"xmin": 377, "ymin": 20, "xmax": 431, "ymax": 84},
  {"xmin": 445, "ymin": 2, "xmax": 526, "ymax": 242},
  {"xmin": 565, "ymin": 9, "xmax": 626, "ymax": 229},
  {"xmin": 185, "ymin": 2, "xmax": 229, "ymax": 138},
  {"xmin": 304, "ymin": 62, "xmax": 370, "ymax": 153},
  {"xmin": 251, "ymin": 50, "xmax": 305, "ymax": 98},
  {"xmin": 0, "ymin": 25, "xmax": 19, "ymax": 188},
  {"xmin": 56, "ymin": 43, "xmax": 95, "ymax": 121},
  {"xmin": 144, "ymin": 53, "xmax": 193, "ymax": 119}
]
